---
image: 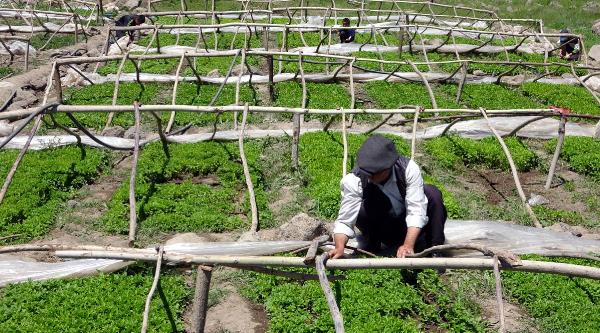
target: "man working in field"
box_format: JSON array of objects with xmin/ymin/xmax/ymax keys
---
[
  {"xmin": 558, "ymin": 29, "xmax": 580, "ymax": 61},
  {"xmin": 338, "ymin": 18, "xmax": 356, "ymax": 43},
  {"xmin": 114, "ymin": 14, "xmax": 146, "ymax": 45},
  {"xmin": 328, "ymin": 135, "xmax": 447, "ymax": 259}
]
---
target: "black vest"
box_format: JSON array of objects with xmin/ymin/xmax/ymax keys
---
[{"xmin": 351, "ymin": 156, "xmax": 410, "ymax": 199}]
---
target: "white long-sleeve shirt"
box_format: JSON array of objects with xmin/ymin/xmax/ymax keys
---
[{"xmin": 332, "ymin": 160, "xmax": 429, "ymax": 238}]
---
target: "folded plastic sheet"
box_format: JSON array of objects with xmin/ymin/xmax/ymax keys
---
[
  {"xmin": 2, "ymin": 222, "xmax": 599, "ymax": 287},
  {"xmin": 0, "ymin": 240, "xmax": 310, "ymax": 287},
  {"xmin": 1, "ymin": 116, "xmax": 595, "ymax": 150}
]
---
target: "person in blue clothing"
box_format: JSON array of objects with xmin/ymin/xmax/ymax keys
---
[{"xmin": 338, "ymin": 18, "xmax": 356, "ymax": 43}]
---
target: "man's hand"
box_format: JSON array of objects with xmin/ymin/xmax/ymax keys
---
[
  {"xmin": 396, "ymin": 244, "xmax": 414, "ymax": 258},
  {"xmin": 328, "ymin": 233, "xmax": 349, "ymax": 259}
]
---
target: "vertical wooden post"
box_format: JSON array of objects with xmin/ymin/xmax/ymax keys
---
[
  {"xmin": 24, "ymin": 38, "xmax": 29, "ymax": 71},
  {"xmin": 545, "ymin": 115, "xmax": 567, "ymax": 189},
  {"xmin": 128, "ymin": 101, "xmax": 141, "ymax": 247},
  {"xmin": 191, "ymin": 266, "xmax": 213, "ymax": 333},
  {"xmin": 267, "ymin": 54, "xmax": 274, "ymax": 101},
  {"xmin": 53, "ymin": 64, "xmax": 63, "ymax": 103}
]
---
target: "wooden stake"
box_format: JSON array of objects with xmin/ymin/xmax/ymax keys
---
[
  {"xmin": 410, "ymin": 107, "xmax": 420, "ymax": 160},
  {"xmin": 141, "ymin": 247, "xmax": 164, "ymax": 333},
  {"xmin": 128, "ymin": 102, "xmax": 141, "ymax": 247},
  {"xmin": 316, "ymin": 254, "xmax": 345, "ymax": 333},
  {"xmin": 105, "ymin": 52, "xmax": 129, "ymax": 130},
  {"xmin": 239, "ymin": 103, "xmax": 259, "ymax": 233},
  {"xmin": 493, "ymin": 255, "xmax": 506, "ymax": 333},
  {"xmin": 341, "ymin": 107, "xmax": 347, "ymax": 176},
  {"xmin": 479, "ymin": 108, "xmax": 542, "ymax": 228},
  {"xmin": 166, "ymin": 53, "xmax": 186, "ymax": 133},
  {"xmin": 545, "ymin": 115, "xmax": 567, "ymax": 189},
  {"xmin": 191, "ymin": 266, "xmax": 213, "ymax": 333}
]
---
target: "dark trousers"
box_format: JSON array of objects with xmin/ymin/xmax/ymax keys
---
[{"xmin": 356, "ymin": 184, "xmax": 447, "ymax": 253}]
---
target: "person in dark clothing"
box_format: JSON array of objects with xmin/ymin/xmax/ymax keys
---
[
  {"xmin": 559, "ymin": 29, "xmax": 580, "ymax": 61},
  {"xmin": 115, "ymin": 14, "xmax": 146, "ymax": 44},
  {"xmin": 338, "ymin": 17, "xmax": 356, "ymax": 43},
  {"xmin": 328, "ymin": 135, "xmax": 447, "ymax": 259}
]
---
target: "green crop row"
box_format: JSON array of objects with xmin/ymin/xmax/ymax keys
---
[
  {"xmin": 242, "ymin": 267, "xmax": 487, "ymax": 332},
  {"xmin": 0, "ymin": 267, "xmax": 190, "ymax": 332},
  {"xmin": 0, "ymin": 67, "xmax": 14, "ymax": 77},
  {"xmin": 102, "ymin": 141, "xmax": 273, "ymax": 236},
  {"xmin": 503, "ymin": 256, "xmax": 600, "ymax": 333},
  {"xmin": 0, "ymin": 147, "xmax": 110, "ymax": 244},
  {"xmin": 364, "ymin": 82, "xmax": 462, "ymax": 109},
  {"xmin": 30, "ymin": 34, "xmax": 77, "ymax": 50},
  {"xmin": 424, "ymin": 136, "xmax": 540, "ymax": 172},
  {"xmin": 545, "ymin": 136, "xmax": 600, "ymax": 180},
  {"xmin": 136, "ymin": 32, "xmax": 263, "ymax": 49},
  {"xmin": 521, "ymin": 83, "xmax": 600, "ymax": 116},
  {"xmin": 97, "ymin": 57, "xmax": 181, "ymax": 75},
  {"xmin": 532, "ymin": 205, "xmax": 592, "ymax": 227},
  {"xmin": 57, "ymin": 82, "xmax": 259, "ymax": 129},
  {"xmin": 299, "ymin": 132, "xmax": 464, "ymax": 219},
  {"xmin": 440, "ymin": 83, "xmax": 543, "ymax": 109}
]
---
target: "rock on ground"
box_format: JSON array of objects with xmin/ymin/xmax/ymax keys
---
[
  {"xmin": 589, "ymin": 44, "xmax": 600, "ymax": 61},
  {"xmin": 101, "ymin": 126, "xmax": 126, "ymax": 137},
  {"xmin": 238, "ymin": 213, "xmax": 331, "ymax": 242}
]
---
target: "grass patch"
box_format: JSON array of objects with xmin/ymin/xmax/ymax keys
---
[
  {"xmin": 242, "ymin": 267, "xmax": 487, "ymax": 332},
  {"xmin": 0, "ymin": 67, "xmax": 14, "ymax": 77},
  {"xmin": 97, "ymin": 57, "xmax": 180, "ymax": 75},
  {"xmin": 0, "ymin": 146, "xmax": 110, "ymax": 244},
  {"xmin": 102, "ymin": 141, "xmax": 273, "ymax": 236},
  {"xmin": 0, "ymin": 266, "xmax": 190, "ymax": 332},
  {"xmin": 424, "ymin": 136, "xmax": 540, "ymax": 172},
  {"xmin": 365, "ymin": 82, "xmax": 462, "ymax": 110}
]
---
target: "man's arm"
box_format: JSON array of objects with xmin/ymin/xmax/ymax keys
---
[
  {"xmin": 398, "ymin": 160, "xmax": 428, "ymax": 258},
  {"xmin": 328, "ymin": 173, "xmax": 362, "ymax": 259}
]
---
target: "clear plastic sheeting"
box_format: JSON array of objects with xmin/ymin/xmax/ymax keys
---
[
  {"xmin": 443, "ymin": 220, "xmax": 600, "ymax": 256},
  {"xmin": 1, "ymin": 116, "xmax": 595, "ymax": 150},
  {"xmin": 0, "ymin": 240, "xmax": 310, "ymax": 287},
  {"xmin": 0, "ymin": 40, "xmax": 36, "ymax": 56},
  {"xmin": 0, "ymin": 254, "xmax": 129, "ymax": 287}
]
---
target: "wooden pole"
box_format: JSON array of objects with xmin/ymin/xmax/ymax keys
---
[
  {"xmin": 141, "ymin": 247, "xmax": 164, "ymax": 333},
  {"xmin": 191, "ymin": 266, "xmax": 213, "ymax": 333},
  {"xmin": 479, "ymin": 108, "xmax": 542, "ymax": 228},
  {"xmin": 53, "ymin": 65, "xmax": 63, "ymax": 103},
  {"xmin": 316, "ymin": 254, "xmax": 345, "ymax": 333},
  {"xmin": 267, "ymin": 54, "xmax": 274, "ymax": 101},
  {"xmin": 105, "ymin": 52, "xmax": 129, "ymax": 130},
  {"xmin": 128, "ymin": 102, "xmax": 141, "ymax": 247},
  {"xmin": 166, "ymin": 53, "xmax": 186, "ymax": 133},
  {"xmin": 545, "ymin": 115, "xmax": 567, "ymax": 189},
  {"xmin": 410, "ymin": 106, "xmax": 421, "ymax": 160},
  {"xmin": 493, "ymin": 256, "xmax": 506, "ymax": 333},
  {"xmin": 341, "ymin": 107, "xmax": 347, "ymax": 176},
  {"xmin": 239, "ymin": 103, "xmax": 259, "ymax": 233}
]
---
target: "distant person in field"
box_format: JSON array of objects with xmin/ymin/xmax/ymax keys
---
[
  {"xmin": 114, "ymin": 14, "xmax": 146, "ymax": 45},
  {"xmin": 558, "ymin": 29, "xmax": 580, "ymax": 61},
  {"xmin": 328, "ymin": 135, "xmax": 447, "ymax": 259},
  {"xmin": 338, "ymin": 18, "xmax": 356, "ymax": 43}
]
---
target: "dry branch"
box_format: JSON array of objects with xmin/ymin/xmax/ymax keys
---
[
  {"xmin": 128, "ymin": 102, "xmax": 141, "ymax": 247},
  {"xmin": 191, "ymin": 265, "xmax": 212, "ymax": 333},
  {"xmin": 239, "ymin": 103, "xmax": 259, "ymax": 233},
  {"xmin": 493, "ymin": 255, "xmax": 506, "ymax": 333},
  {"xmin": 316, "ymin": 253, "xmax": 345, "ymax": 333},
  {"xmin": 545, "ymin": 115, "xmax": 567, "ymax": 189},
  {"xmin": 479, "ymin": 108, "xmax": 542, "ymax": 228},
  {"xmin": 141, "ymin": 246, "xmax": 164, "ymax": 333}
]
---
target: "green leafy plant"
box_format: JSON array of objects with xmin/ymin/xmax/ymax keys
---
[
  {"xmin": 424, "ymin": 136, "xmax": 540, "ymax": 172},
  {"xmin": 242, "ymin": 267, "xmax": 487, "ymax": 332},
  {"xmin": 0, "ymin": 146, "xmax": 110, "ymax": 244},
  {"xmin": 545, "ymin": 136, "xmax": 600, "ymax": 180},
  {"xmin": 503, "ymin": 256, "xmax": 600, "ymax": 333},
  {"xmin": 440, "ymin": 84, "xmax": 543, "ymax": 109},
  {"xmin": 522, "ymin": 83, "xmax": 600, "ymax": 117},
  {"xmin": 0, "ymin": 267, "xmax": 190, "ymax": 332},
  {"xmin": 102, "ymin": 141, "xmax": 273, "ymax": 235}
]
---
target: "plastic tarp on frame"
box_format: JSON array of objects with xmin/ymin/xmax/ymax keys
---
[{"xmin": 1, "ymin": 221, "xmax": 599, "ymax": 287}]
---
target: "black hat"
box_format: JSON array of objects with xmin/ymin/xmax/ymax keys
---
[{"xmin": 356, "ymin": 135, "xmax": 399, "ymax": 176}]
